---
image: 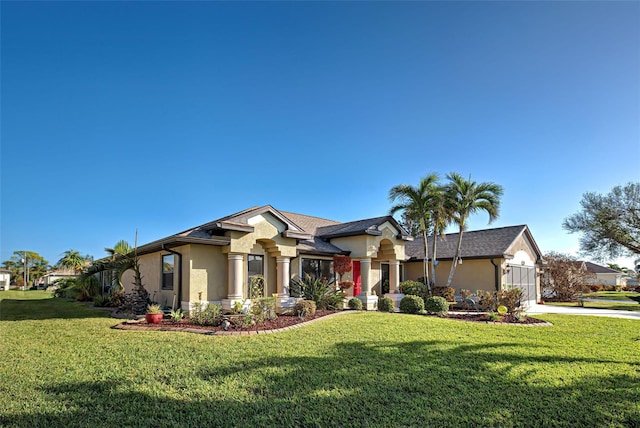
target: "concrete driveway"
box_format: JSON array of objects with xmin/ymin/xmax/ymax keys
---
[{"xmin": 528, "ymin": 303, "xmax": 640, "ymax": 320}]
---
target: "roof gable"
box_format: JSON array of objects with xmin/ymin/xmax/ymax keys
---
[{"xmin": 316, "ymin": 216, "xmax": 412, "ymax": 240}]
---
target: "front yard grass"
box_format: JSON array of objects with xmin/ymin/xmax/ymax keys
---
[
  {"xmin": 1, "ymin": 291, "xmax": 639, "ymax": 427},
  {"xmin": 583, "ymin": 291, "xmax": 640, "ymax": 301},
  {"xmin": 545, "ymin": 301, "xmax": 640, "ymax": 312}
]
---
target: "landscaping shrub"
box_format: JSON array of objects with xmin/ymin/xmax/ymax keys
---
[
  {"xmin": 541, "ymin": 252, "xmax": 594, "ymax": 301},
  {"xmin": 399, "ymin": 295, "xmax": 424, "ymax": 314},
  {"xmin": 604, "ymin": 285, "xmax": 616, "ymax": 292},
  {"xmin": 377, "ymin": 297, "xmax": 395, "ymax": 312},
  {"xmin": 295, "ymin": 300, "xmax": 316, "ymax": 317},
  {"xmin": 169, "ymin": 308, "xmax": 184, "ymax": 322},
  {"xmin": 399, "ymin": 280, "xmax": 425, "ymax": 297},
  {"xmin": 589, "ymin": 284, "xmax": 603, "ymax": 292},
  {"xmin": 497, "ymin": 288, "xmax": 523, "ymax": 312},
  {"xmin": 476, "ymin": 290, "xmax": 496, "ymax": 311},
  {"xmin": 348, "ymin": 297, "xmax": 363, "ymax": 310},
  {"xmin": 250, "ymin": 297, "xmax": 277, "ymax": 322},
  {"xmin": 431, "ymin": 286, "xmax": 455, "ymax": 302},
  {"xmin": 93, "ymin": 295, "xmax": 111, "ymax": 307},
  {"xmin": 290, "ymin": 275, "xmax": 345, "ymax": 309},
  {"xmin": 190, "ymin": 302, "xmax": 222, "ymax": 326},
  {"xmin": 425, "ymin": 296, "xmax": 448, "ymax": 316}
]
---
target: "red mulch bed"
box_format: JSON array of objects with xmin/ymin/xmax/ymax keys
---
[
  {"xmin": 446, "ymin": 313, "xmax": 550, "ymax": 325},
  {"xmin": 116, "ymin": 310, "xmax": 339, "ymax": 333}
]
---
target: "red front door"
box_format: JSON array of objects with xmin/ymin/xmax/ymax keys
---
[{"xmin": 353, "ymin": 261, "xmax": 361, "ymax": 296}]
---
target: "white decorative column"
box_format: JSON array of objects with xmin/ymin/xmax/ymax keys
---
[
  {"xmin": 222, "ymin": 253, "xmax": 245, "ymax": 311},
  {"xmin": 384, "ymin": 260, "xmax": 403, "ymax": 310},
  {"xmin": 275, "ymin": 257, "xmax": 296, "ymax": 312},
  {"xmin": 357, "ymin": 258, "xmax": 378, "ymax": 310}
]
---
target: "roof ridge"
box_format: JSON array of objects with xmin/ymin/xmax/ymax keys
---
[{"xmin": 280, "ymin": 210, "xmax": 341, "ymax": 224}]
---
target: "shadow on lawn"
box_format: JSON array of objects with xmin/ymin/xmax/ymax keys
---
[
  {"xmin": 2, "ymin": 340, "xmax": 639, "ymax": 427},
  {"xmin": 0, "ymin": 298, "xmax": 109, "ymax": 321}
]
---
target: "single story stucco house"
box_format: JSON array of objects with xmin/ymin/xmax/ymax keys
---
[
  {"xmin": 116, "ymin": 205, "xmax": 543, "ymax": 311},
  {"xmin": 579, "ymin": 261, "xmax": 625, "ymax": 286}
]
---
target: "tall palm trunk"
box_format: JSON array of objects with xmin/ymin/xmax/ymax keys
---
[
  {"xmin": 430, "ymin": 234, "xmax": 438, "ymax": 288},
  {"xmin": 446, "ymin": 227, "xmax": 465, "ymax": 287},
  {"xmin": 422, "ymin": 228, "xmax": 431, "ymax": 295}
]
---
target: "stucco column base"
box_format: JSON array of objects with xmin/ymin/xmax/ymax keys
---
[
  {"xmin": 357, "ymin": 294, "xmax": 379, "ymax": 311},
  {"xmin": 276, "ymin": 295, "xmax": 300, "ymax": 314},
  {"xmin": 383, "ymin": 293, "xmax": 405, "ymax": 310},
  {"xmin": 222, "ymin": 297, "xmax": 245, "ymax": 312}
]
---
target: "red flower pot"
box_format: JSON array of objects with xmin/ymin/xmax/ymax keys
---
[{"xmin": 145, "ymin": 313, "xmax": 163, "ymax": 324}]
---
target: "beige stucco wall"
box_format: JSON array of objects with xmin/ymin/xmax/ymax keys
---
[
  {"xmin": 189, "ymin": 244, "xmax": 227, "ymax": 302},
  {"xmin": 226, "ymin": 213, "xmax": 298, "ymax": 258},
  {"xmin": 403, "ymin": 259, "xmax": 497, "ymax": 293},
  {"xmin": 330, "ymin": 223, "xmax": 406, "ymax": 261}
]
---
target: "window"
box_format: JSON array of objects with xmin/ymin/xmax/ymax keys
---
[
  {"xmin": 247, "ymin": 255, "xmax": 264, "ymax": 298},
  {"xmin": 301, "ymin": 258, "xmax": 334, "ymax": 281},
  {"xmin": 162, "ymin": 254, "xmax": 174, "ymax": 290}
]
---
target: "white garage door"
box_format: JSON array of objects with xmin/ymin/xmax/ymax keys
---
[{"xmin": 507, "ymin": 266, "xmax": 537, "ymax": 308}]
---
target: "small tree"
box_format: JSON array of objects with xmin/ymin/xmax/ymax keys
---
[
  {"xmin": 333, "ymin": 255, "xmax": 353, "ymax": 289},
  {"xmin": 541, "ymin": 252, "xmax": 596, "ymax": 302}
]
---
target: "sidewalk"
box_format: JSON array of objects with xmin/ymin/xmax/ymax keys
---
[{"xmin": 528, "ymin": 303, "xmax": 640, "ymax": 320}]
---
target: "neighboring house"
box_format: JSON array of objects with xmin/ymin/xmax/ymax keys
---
[
  {"xmin": 579, "ymin": 262, "xmax": 625, "ymax": 286},
  {"xmin": 39, "ymin": 269, "xmax": 78, "ymax": 288},
  {"xmin": 0, "ymin": 269, "xmax": 10, "ymax": 291},
  {"xmin": 404, "ymin": 225, "xmax": 543, "ymax": 307},
  {"xmin": 118, "ymin": 205, "xmax": 542, "ymax": 311}
]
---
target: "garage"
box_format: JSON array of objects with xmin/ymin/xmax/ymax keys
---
[{"xmin": 507, "ymin": 265, "xmax": 537, "ymax": 308}]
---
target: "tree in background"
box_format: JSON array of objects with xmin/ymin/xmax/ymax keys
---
[
  {"xmin": 541, "ymin": 252, "xmax": 596, "ymax": 301},
  {"xmin": 389, "ymin": 173, "xmax": 441, "ymax": 295},
  {"xmin": 444, "ymin": 173, "xmax": 503, "ymax": 287},
  {"xmin": 56, "ymin": 250, "xmax": 92, "ymax": 274},
  {"xmin": 1, "ymin": 251, "xmax": 50, "ymax": 287},
  {"xmin": 563, "ymin": 182, "xmax": 640, "ymax": 259}
]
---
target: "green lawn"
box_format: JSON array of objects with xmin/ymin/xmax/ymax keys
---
[
  {"xmin": 1, "ymin": 291, "xmax": 639, "ymax": 427},
  {"xmin": 545, "ymin": 301, "xmax": 640, "ymax": 312},
  {"xmin": 583, "ymin": 291, "xmax": 640, "ymax": 301}
]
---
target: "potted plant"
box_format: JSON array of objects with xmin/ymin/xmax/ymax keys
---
[{"xmin": 145, "ymin": 304, "xmax": 163, "ymax": 324}]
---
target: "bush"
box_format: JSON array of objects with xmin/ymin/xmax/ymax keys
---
[
  {"xmin": 348, "ymin": 298, "xmax": 363, "ymax": 310},
  {"xmin": 589, "ymin": 284, "xmax": 604, "ymax": 292},
  {"xmin": 497, "ymin": 288, "xmax": 523, "ymax": 312},
  {"xmin": 432, "ymin": 286, "xmax": 455, "ymax": 302},
  {"xmin": 378, "ymin": 297, "xmax": 395, "ymax": 312},
  {"xmin": 295, "ymin": 300, "xmax": 316, "ymax": 318},
  {"xmin": 250, "ymin": 297, "xmax": 277, "ymax": 322},
  {"xmin": 190, "ymin": 302, "xmax": 222, "ymax": 326},
  {"xmin": 425, "ymin": 296, "xmax": 448, "ymax": 316},
  {"xmin": 476, "ymin": 290, "xmax": 496, "ymax": 311},
  {"xmin": 290, "ymin": 275, "xmax": 345, "ymax": 309},
  {"xmin": 93, "ymin": 295, "xmax": 111, "ymax": 307},
  {"xmin": 169, "ymin": 308, "xmax": 184, "ymax": 322},
  {"xmin": 604, "ymin": 285, "xmax": 616, "ymax": 292},
  {"xmin": 400, "ymin": 280, "xmax": 426, "ymax": 297},
  {"xmin": 399, "ymin": 295, "xmax": 424, "ymax": 314}
]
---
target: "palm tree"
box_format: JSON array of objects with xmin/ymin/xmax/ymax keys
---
[
  {"xmin": 103, "ymin": 240, "xmax": 133, "ymax": 291},
  {"xmin": 429, "ymin": 187, "xmax": 451, "ymax": 288},
  {"xmin": 389, "ymin": 173, "xmax": 440, "ymax": 295},
  {"xmin": 56, "ymin": 250, "xmax": 90, "ymax": 274},
  {"xmin": 444, "ymin": 172, "xmax": 504, "ymax": 287},
  {"xmin": 105, "ymin": 240, "xmax": 132, "ymax": 259}
]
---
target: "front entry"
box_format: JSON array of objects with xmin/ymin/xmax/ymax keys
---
[{"xmin": 353, "ymin": 261, "xmax": 361, "ymax": 296}]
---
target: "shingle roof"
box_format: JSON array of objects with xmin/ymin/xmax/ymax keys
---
[
  {"xmin": 316, "ymin": 216, "xmax": 412, "ymax": 240},
  {"xmin": 582, "ymin": 261, "xmax": 621, "ymax": 274},
  {"xmin": 279, "ymin": 211, "xmax": 340, "ymax": 235},
  {"xmin": 296, "ymin": 237, "xmax": 349, "ymax": 256},
  {"xmin": 406, "ymin": 225, "xmax": 530, "ymax": 260}
]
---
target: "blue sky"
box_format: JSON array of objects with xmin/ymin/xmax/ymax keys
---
[{"xmin": 1, "ymin": 1, "xmax": 639, "ymax": 269}]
